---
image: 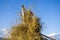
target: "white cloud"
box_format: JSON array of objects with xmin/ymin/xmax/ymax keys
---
[
  {"xmin": 0, "ymin": 28, "xmax": 11, "ymax": 38},
  {"xmin": 0, "ymin": 28, "xmax": 8, "ymax": 35},
  {"xmin": 47, "ymin": 33, "xmax": 57, "ymax": 37}
]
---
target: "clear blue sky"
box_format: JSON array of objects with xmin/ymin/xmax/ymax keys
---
[{"xmin": 0, "ymin": 0, "xmax": 60, "ymax": 37}]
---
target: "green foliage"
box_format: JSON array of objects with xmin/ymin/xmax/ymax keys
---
[{"xmin": 9, "ymin": 6, "xmax": 44, "ymax": 40}]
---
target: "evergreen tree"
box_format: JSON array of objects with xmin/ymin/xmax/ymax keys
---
[{"xmin": 9, "ymin": 5, "xmax": 43, "ymax": 40}]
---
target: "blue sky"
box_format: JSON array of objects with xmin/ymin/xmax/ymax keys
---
[{"xmin": 0, "ymin": 0, "xmax": 60, "ymax": 37}]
